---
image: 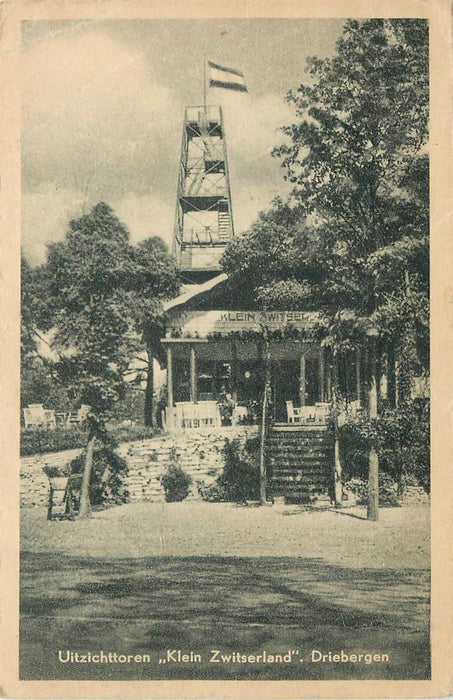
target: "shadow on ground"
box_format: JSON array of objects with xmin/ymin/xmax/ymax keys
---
[{"xmin": 20, "ymin": 552, "xmax": 430, "ymax": 681}]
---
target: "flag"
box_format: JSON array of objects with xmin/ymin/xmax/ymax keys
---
[{"xmin": 208, "ymin": 60, "xmax": 248, "ymax": 92}]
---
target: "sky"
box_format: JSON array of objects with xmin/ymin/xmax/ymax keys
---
[{"xmin": 21, "ymin": 18, "xmax": 345, "ymax": 265}]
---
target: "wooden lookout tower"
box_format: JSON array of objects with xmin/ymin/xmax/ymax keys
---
[{"xmin": 172, "ymin": 105, "xmax": 234, "ymax": 282}]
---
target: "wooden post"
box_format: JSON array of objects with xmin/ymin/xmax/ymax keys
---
[
  {"xmin": 259, "ymin": 334, "xmax": 271, "ymax": 506},
  {"xmin": 319, "ymin": 348, "xmax": 325, "ymax": 402},
  {"xmin": 326, "ymin": 350, "xmax": 332, "ymax": 400},
  {"xmin": 367, "ymin": 341, "xmax": 379, "ymax": 521},
  {"xmin": 78, "ymin": 427, "xmax": 96, "ymax": 519},
  {"xmin": 190, "ymin": 344, "xmax": 197, "ymax": 403},
  {"xmin": 355, "ymin": 348, "xmax": 361, "ymax": 403},
  {"xmin": 144, "ymin": 345, "xmax": 155, "ymax": 427},
  {"xmin": 166, "ymin": 345, "xmax": 174, "ymax": 430},
  {"xmin": 231, "ymin": 341, "xmax": 238, "ymax": 403},
  {"xmin": 299, "ymin": 354, "xmax": 306, "ymax": 406}
]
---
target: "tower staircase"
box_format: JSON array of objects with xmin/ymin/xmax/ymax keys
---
[{"xmin": 268, "ymin": 425, "xmax": 333, "ymax": 504}]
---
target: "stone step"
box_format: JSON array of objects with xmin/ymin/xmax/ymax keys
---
[
  {"xmin": 269, "ymin": 437, "xmax": 328, "ymax": 443},
  {"xmin": 271, "ymin": 472, "xmax": 328, "ymax": 484},
  {"xmin": 271, "ymin": 468, "xmax": 328, "ymax": 477},
  {"xmin": 269, "ymin": 452, "xmax": 328, "ymax": 461},
  {"xmin": 268, "ymin": 443, "xmax": 329, "ymax": 451}
]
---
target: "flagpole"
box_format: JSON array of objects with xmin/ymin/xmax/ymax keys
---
[{"xmin": 203, "ymin": 55, "xmax": 207, "ymax": 114}]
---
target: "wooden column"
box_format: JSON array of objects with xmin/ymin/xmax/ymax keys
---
[
  {"xmin": 318, "ymin": 348, "xmax": 325, "ymax": 402},
  {"xmin": 299, "ymin": 354, "xmax": 306, "ymax": 406},
  {"xmin": 231, "ymin": 341, "xmax": 238, "ymax": 403},
  {"xmin": 190, "ymin": 344, "xmax": 197, "ymax": 403},
  {"xmin": 355, "ymin": 349, "xmax": 361, "ymax": 403},
  {"xmin": 326, "ymin": 351, "xmax": 332, "ymax": 401},
  {"xmin": 166, "ymin": 345, "xmax": 173, "ymax": 430}
]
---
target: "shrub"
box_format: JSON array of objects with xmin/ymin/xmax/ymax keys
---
[
  {"xmin": 203, "ymin": 437, "xmax": 260, "ymax": 503},
  {"xmin": 338, "ymin": 400, "xmax": 430, "ymax": 492},
  {"xmin": 67, "ymin": 446, "xmax": 129, "ymax": 509},
  {"xmin": 21, "ymin": 423, "xmax": 161, "ymax": 456},
  {"xmin": 43, "ymin": 464, "xmax": 70, "ymax": 478},
  {"xmin": 344, "ymin": 473, "xmax": 400, "ymax": 507},
  {"xmin": 161, "ymin": 464, "xmax": 191, "ymax": 502},
  {"xmin": 21, "ymin": 427, "xmax": 87, "ymax": 456}
]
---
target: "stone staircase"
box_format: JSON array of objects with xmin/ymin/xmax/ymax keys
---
[{"xmin": 268, "ymin": 425, "xmax": 333, "ymax": 504}]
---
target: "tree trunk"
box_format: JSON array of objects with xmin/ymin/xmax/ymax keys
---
[
  {"xmin": 331, "ymin": 350, "xmax": 343, "ymax": 506},
  {"xmin": 259, "ymin": 335, "xmax": 271, "ymax": 506},
  {"xmin": 367, "ymin": 340, "xmax": 379, "ymax": 521},
  {"xmin": 387, "ymin": 342, "xmax": 397, "ymax": 408},
  {"xmin": 78, "ymin": 432, "xmax": 96, "ymax": 519},
  {"xmin": 367, "ymin": 446, "xmax": 379, "ymax": 521},
  {"xmin": 144, "ymin": 345, "xmax": 154, "ymax": 427}
]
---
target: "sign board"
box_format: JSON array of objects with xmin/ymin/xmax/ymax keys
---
[{"xmin": 166, "ymin": 309, "xmax": 321, "ymax": 338}]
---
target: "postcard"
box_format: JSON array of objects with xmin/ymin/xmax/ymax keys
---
[{"xmin": 1, "ymin": 0, "xmax": 452, "ymax": 697}]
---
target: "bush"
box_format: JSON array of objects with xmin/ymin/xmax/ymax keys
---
[
  {"xmin": 338, "ymin": 400, "xmax": 430, "ymax": 492},
  {"xmin": 43, "ymin": 464, "xmax": 70, "ymax": 478},
  {"xmin": 67, "ymin": 446, "xmax": 129, "ymax": 509},
  {"xmin": 161, "ymin": 464, "xmax": 191, "ymax": 502},
  {"xmin": 21, "ymin": 427, "xmax": 87, "ymax": 456},
  {"xmin": 344, "ymin": 473, "xmax": 400, "ymax": 507},
  {"xmin": 21, "ymin": 423, "xmax": 161, "ymax": 456},
  {"xmin": 203, "ymin": 437, "xmax": 260, "ymax": 503}
]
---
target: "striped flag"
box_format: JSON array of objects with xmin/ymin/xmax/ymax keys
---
[{"xmin": 208, "ymin": 60, "xmax": 248, "ymax": 92}]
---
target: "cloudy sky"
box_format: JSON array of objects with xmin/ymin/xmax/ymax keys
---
[{"xmin": 21, "ymin": 18, "xmax": 344, "ymax": 264}]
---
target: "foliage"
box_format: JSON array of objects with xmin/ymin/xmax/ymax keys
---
[
  {"xmin": 43, "ymin": 464, "xmax": 70, "ymax": 479},
  {"xmin": 338, "ymin": 400, "xmax": 430, "ymax": 491},
  {"xmin": 161, "ymin": 463, "xmax": 192, "ymax": 502},
  {"xmin": 21, "ymin": 426, "xmax": 88, "ymax": 456},
  {"xmin": 343, "ymin": 474, "xmax": 400, "ymax": 507},
  {"xmin": 223, "ymin": 20, "xmax": 429, "ymax": 381},
  {"xmin": 274, "ymin": 19, "xmax": 428, "ymax": 353},
  {"xmin": 21, "ymin": 358, "xmax": 72, "ymax": 412},
  {"xmin": 203, "ymin": 438, "xmax": 260, "ymax": 503},
  {"xmin": 68, "ymin": 445, "xmax": 129, "ymax": 507},
  {"xmin": 20, "ymin": 423, "xmax": 161, "ymax": 456},
  {"xmin": 23, "ymin": 202, "xmax": 179, "ymax": 423}
]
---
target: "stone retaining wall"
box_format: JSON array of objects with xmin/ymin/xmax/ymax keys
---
[{"xmin": 21, "ymin": 426, "xmax": 258, "ymax": 508}]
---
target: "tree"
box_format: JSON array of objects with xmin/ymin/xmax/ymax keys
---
[
  {"xmin": 274, "ymin": 19, "xmax": 429, "ymax": 519},
  {"xmin": 37, "ymin": 202, "xmax": 179, "ymax": 516},
  {"xmin": 21, "ymin": 256, "xmax": 69, "ymax": 411},
  {"xmin": 224, "ymin": 19, "xmax": 429, "ymax": 519}
]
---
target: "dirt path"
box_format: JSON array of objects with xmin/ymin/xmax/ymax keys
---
[
  {"xmin": 21, "ymin": 501, "xmax": 430, "ymax": 569},
  {"xmin": 20, "ymin": 503, "xmax": 430, "ymax": 681}
]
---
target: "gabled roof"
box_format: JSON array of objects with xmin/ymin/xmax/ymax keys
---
[{"xmin": 163, "ymin": 273, "xmax": 228, "ymax": 312}]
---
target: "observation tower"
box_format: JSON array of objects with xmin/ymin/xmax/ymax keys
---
[{"xmin": 172, "ymin": 104, "xmax": 235, "ymax": 283}]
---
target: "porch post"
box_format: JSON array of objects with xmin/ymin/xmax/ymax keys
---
[
  {"xmin": 299, "ymin": 353, "xmax": 306, "ymax": 406},
  {"xmin": 166, "ymin": 345, "xmax": 174, "ymax": 430},
  {"xmin": 355, "ymin": 349, "xmax": 361, "ymax": 403},
  {"xmin": 231, "ymin": 341, "xmax": 238, "ymax": 402},
  {"xmin": 190, "ymin": 344, "xmax": 197, "ymax": 403},
  {"xmin": 326, "ymin": 350, "xmax": 332, "ymax": 400},
  {"xmin": 318, "ymin": 348, "xmax": 325, "ymax": 402}
]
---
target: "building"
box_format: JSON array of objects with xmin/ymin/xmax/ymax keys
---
[{"xmin": 159, "ymin": 104, "xmax": 362, "ymax": 434}]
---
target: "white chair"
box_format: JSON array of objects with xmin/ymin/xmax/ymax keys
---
[
  {"xmin": 78, "ymin": 404, "xmax": 91, "ymax": 423},
  {"xmin": 23, "ymin": 404, "xmax": 57, "ymax": 429},
  {"xmin": 314, "ymin": 402, "xmax": 331, "ymax": 423},
  {"xmin": 43, "ymin": 409, "xmax": 57, "ymax": 429},
  {"xmin": 66, "ymin": 404, "xmax": 91, "ymax": 427},
  {"xmin": 286, "ymin": 400, "xmax": 302, "ymax": 423},
  {"xmin": 232, "ymin": 405, "xmax": 248, "ymax": 425},
  {"xmin": 23, "ymin": 406, "xmax": 43, "ymax": 428}
]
